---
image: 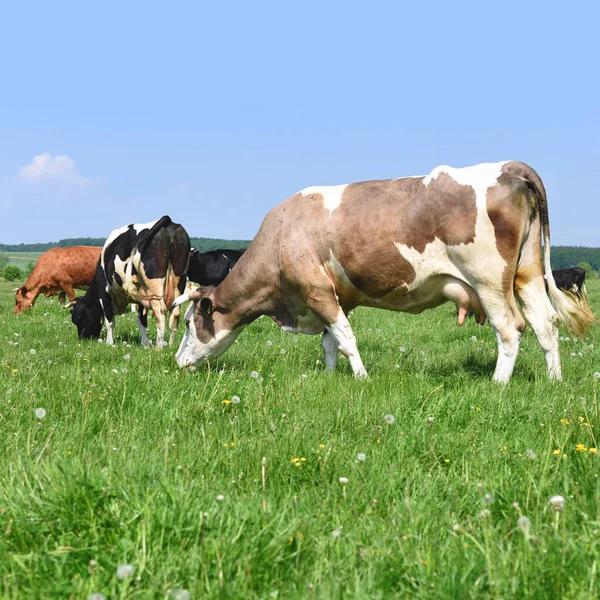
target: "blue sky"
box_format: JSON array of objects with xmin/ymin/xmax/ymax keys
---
[{"xmin": 0, "ymin": 1, "xmax": 598, "ymax": 245}]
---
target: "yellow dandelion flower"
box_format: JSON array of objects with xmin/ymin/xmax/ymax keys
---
[
  {"xmin": 223, "ymin": 443, "xmax": 229, "ymax": 448},
  {"xmin": 579, "ymin": 416, "xmax": 585, "ymax": 422},
  {"xmin": 560, "ymin": 418, "xmax": 570, "ymax": 425},
  {"xmin": 576, "ymin": 444, "xmax": 587, "ymax": 452},
  {"xmin": 503, "ymin": 445, "xmax": 508, "ymax": 451},
  {"xmin": 294, "ymin": 462, "xmax": 301, "ymax": 467},
  {"xmin": 476, "ymin": 407, "xmax": 481, "ymax": 411},
  {"xmin": 562, "ymin": 454, "xmax": 568, "ymax": 459},
  {"xmin": 230, "ymin": 442, "xmax": 235, "ymax": 447},
  {"xmin": 377, "ymin": 438, "xmax": 381, "ymax": 444},
  {"xmin": 553, "ymin": 449, "xmax": 561, "ymax": 455},
  {"xmin": 589, "ymin": 448, "xmax": 598, "ymax": 454},
  {"xmin": 288, "ymin": 537, "xmax": 294, "ymax": 543},
  {"xmin": 319, "ymin": 444, "xmax": 325, "ymax": 449},
  {"xmin": 296, "ymin": 531, "xmax": 304, "ymax": 540},
  {"xmin": 291, "ymin": 457, "xmax": 299, "ymax": 463},
  {"xmin": 444, "ymin": 459, "xmax": 450, "ymax": 463},
  {"xmin": 300, "ymin": 457, "xmax": 306, "ymax": 462},
  {"xmin": 222, "ymin": 399, "xmax": 231, "ymax": 405},
  {"xmin": 11, "ymin": 369, "xmax": 17, "ymax": 374}
]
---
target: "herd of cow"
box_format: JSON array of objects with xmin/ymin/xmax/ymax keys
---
[{"xmin": 11, "ymin": 160, "xmax": 595, "ymax": 383}]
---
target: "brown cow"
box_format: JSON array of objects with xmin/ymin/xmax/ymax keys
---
[
  {"xmin": 172, "ymin": 161, "xmax": 594, "ymax": 383},
  {"xmin": 14, "ymin": 246, "xmax": 102, "ymax": 314}
]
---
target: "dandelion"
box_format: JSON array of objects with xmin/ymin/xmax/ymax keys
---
[
  {"xmin": 526, "ymin": 449, "xmax": 536, "ymax": 461},
  {"xmin": 29, "ymin": 348, "xmax": 36, "ymax": 355},
  {"xmin": 427, "ymin": 416, "xmax": 435, "ymax": 425},
  {"xmin": 123, "ymin": 354, "xmax": 131, "ymax": 360},
  {"xmin": 452, "ymin": 523, "xmax": 461, "ymax": 532},
  {"xmin": 250, "ymin": 371, "xmax": 259, "ymax": 379},
  {"xmin": 339, "ymin": 477, "xmax": 349, "ymax": 485},
  {"xmin": 590, "ymin": 448, "xmax": 598, "ymax": 454},
  {"xmin": 112, "ymin": 369, "xmax": 119, "ymax": 374},
  {"xmin": 553, "ymin": 449, "xmax": 561, "ymax": 455},
  {"xmin": 76, "ymin": 352, "xmax": 83, "ymax": 358},
  {"xmin": 47, "ymin": 360, "xmax": 52, "ymax": 366},
  {"xmin": 121, "ymin": 368, "xmax": 128, "ymax": 374},
  {"xmin": 216, "ymin": 494, "xmax": 225, "ymax": 502},
  {"xmin": 399, "ymin": 346, "xmax": 406, "ymax": 353},
  {"xmin": 517, "ymin": 516, "xmax": 531, "ymax": 535},
  {"xmin": 384, "ymin": 414, "xmax": 395, "ymax": 425},
  {"xmin": 576, "ymin": 444, "xmax": 588, "ymax": 452},
  {"xmin": 331, "ymin": 527, "xmax": 342, "ymax": 538},
  {"xmin": 280, "ymin": 348, "xmax": 286, "ymax": 355},
  {"xmin": 301, "ymin": 373, "xmax": 307, "ymax": 379},
  {"xmin": 356, "ymin": 453, "xmax": 367, "ymax": 462},
  {"xmin": 590, "ymin": 344, "xmax": 595, "ymax": 349},
  {"xmin": 87, "ymin": 594, "xmax": 106, "ymax": 600},
  {"xmin": 594, "ymin": 372, "xmax": 600, "ymax": 379},
  {"xmin": 116, "ymin": 564, "xmax": 134, "ymax": 580},
  {"xmin": 471, "ymin": 336, "xmax": 477, "ymax": 342},
  {"xmin": 171, "ymin": 590, "xmax": 191, "ymax": 600},
  {"xmin": 266, "ymin": 340, "xmax": 273, "ymax": 346},
  {"xmin": 231, "ymin": 395, "xmax": 241, "ymax": 405},
  {"xmin": 482, "ymin": 492, "xmax": 494, "ymax": 506},
  {"xmin": 560, "ymin": 418, "xmax": 570, "ymax": 425},
  {"xmin": 480, "ymin": 509, "xmax": 491, "ymax": 519},
  {"xmin": 35, "ymin": 408, "xmax": 46, "ymax": 419},
  {"xmin": 549, "ymin": 495, "xmax": 565, "ymax": 512}
]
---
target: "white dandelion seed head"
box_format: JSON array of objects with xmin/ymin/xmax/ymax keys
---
[
  {"xmin": 266, "ymin": 340, "xmax": 273, "ymax": 346},
  {"xmin": 76, "ymin": 352, "xmax": 83, "ymax": 358},
  {"xmin": 216, "ymin": 494, "xmax": 225, "ymax": 502},
  {"xmin": 280, "ymin": 348, "xmax": 286, "ymax": 355},
  {"xmin": 376, "ymin": 329, "xmax": 382, "ymax": 334},
  {"xmin": 427, "ymin": 416, "xmax": 435, "ymax": 425},
  {"xmin": 339, "ymin": 477, "xmax": 349, "ymax": 485},
  {"xmin": 87, "ymin": 594, "xmax": 106, "ymax": 600},
  {"xmin": 565, "ymin": 337, "xmax": 570, "ymax": 342},
  {"xmin": 512, "ymin": 501, "xmax": 520, "ymax": 510},
  {"xmin": 471, "ymin": 336, "xmax": 477, "ymax": 342},
  {"xmin": 590, "ymin": 344, "xmax": 595, "ymax": 349},
  {"xmin": 526, "ymin": 449, "xmax": 536, "ymax": 461},
  {"xmin": 301, "ymin": 374, "xmax": 307, "ymax": 379},
  {"xmin": 419, "ymin": 350, "xmax": 425, "ymax": 356},
  {"xmin": 559, "ymin": 336, "xmax": 564, "ymax": 341},
  {"xmin": 231, "ymin": 395, "xmax": 241, "ymax": 405},
  {"xmin": 121, "ymin": 368, "xmax": 128, "ymax": 374},
  {"xmin": 482, "ymin": 492, "xmax": 494, "ymax": 506},
  {"xmin": 29, "ymin": 348, "xmax": 36, "ymax": 355},
  {"xmin": 123, "ymin": 354, "xmax": 131, "ymax": 360},
  {"xmin": 480, "ymin": 509, "xmax": 491, "ymax": 519},
  {"xmin": 549, "ymin": 495, "xmax": 565, "ymax": 512},
  {"xmin": 47, "ymin": 360, "xmax": 52, "ymax": 366},
  {"xmin": 35, "ymin": 408, "xmax": 46, "ymax": 419},
  {"xmin": 452, "ymin": 523, "xmax": 461, "ymax": 532},
  {"xmin": 517, "ymin": 516, "xmax": 531, "ymax": 534},
  {"xmin": 356, "ymin": 453, "xmax": 366, "ymax": 462},
  {"xmin": 384, "ymin": 414, "xmax": 395, "ymax": 424},
  {"xmin": 250, "ymin": 371, "xmax": 259, "ymax": 379},
  {"xmin": 13, "ymin": 333, "xmax": 19, "ymax": 337},
  {"xmin": 399, "ymin": 346, "xmax": 406, "ymax": 353},
  {"xmin": 594, "ymin": 372, "xmax": 600, "ymax": 379},
  {"xmin": 112, "ymin": 369, "xmax": 119, "ymax": 374},
  {"xmin": 116, "ymin": 564, "xmax": 134, "ymax": 580},
  {"xmin": 171, "ymin": 590, "xmax": 191, "ymax": 600},
  {"xmin": 573, "ymin": 338, "xmax": 578, "ymax": 343},
  {"xmin": 331, "ymin": 527, "xmax": 342, "ymax": 538}
]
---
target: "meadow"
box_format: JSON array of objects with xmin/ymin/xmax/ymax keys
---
[{"xmin": 1, "ymin": 279, "xmax": 600, "ymax": 599}]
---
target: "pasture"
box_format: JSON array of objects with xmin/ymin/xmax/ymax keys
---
[
  {"xmin": 4, "ymin": 251, "xmax": 42, "ymax": 270},
  {"xmin": 1, "ymin": 280, "xmax": 600, "ymax": 599}
]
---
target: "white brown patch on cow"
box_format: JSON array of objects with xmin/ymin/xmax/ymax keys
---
[{"xmin": 301, "ymin": 184, "xmax": 348, "ymax": 214}]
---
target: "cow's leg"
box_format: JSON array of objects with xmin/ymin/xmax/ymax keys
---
[
  {"xmin": 137, "ymin": 306, "xmax": 150, "ymax": 346},
  {"xmin": 61, "ymin": 283, "xmax": 76, "ymax": 303},
  {"xmin": 321, "ymin": 329, "xmax": 340, "ymax": 370},
  {"xmin": 168, "ymin": 304, "xmax": 180, "ymax": 346},
  {"xmin": 515, "ymin": 276, "xmax": 561, "ymax": 381},
  {"xmin": 324, "ymin": 311, "xmax": 367, "ymax": 378},
  {"xmin": 477, "ymin": 290, "xmax": 525, "ymax": 384},
  {"xmin": 99, "ymin": 296, "xmax": 116, "ymax": 345},
  {"xmin": 150, "ymin": 299, "xmax": 166, "ymax": 348}
]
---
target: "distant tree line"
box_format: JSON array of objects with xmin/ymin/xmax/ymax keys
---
[{"xmin": 0, "ymin": 237, "xmax": 251, "ymax": 253}]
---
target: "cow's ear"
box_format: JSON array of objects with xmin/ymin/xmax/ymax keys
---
[
  {"xmin": 200, "ymin": 297, "xmax": 214, "ymax": 315},
  {"xmin": 20, "ymin": 286, "xmax": 27, "ymax": 294}
]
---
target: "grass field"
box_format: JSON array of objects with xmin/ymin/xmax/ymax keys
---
[
  {"xmin": 1, "ymin": 280, "xmax": 600, "ymax": 599},
  {"xmin": 3, "ymin": 252, "xmax": 42, "ymax": 270}
]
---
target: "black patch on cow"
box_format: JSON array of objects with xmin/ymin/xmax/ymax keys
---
[{"xmin": 187, "ymin": 249, "xmax": 245, "ymax": 285}]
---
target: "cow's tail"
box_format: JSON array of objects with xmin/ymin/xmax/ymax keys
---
[
  {"xmin": 530, "ymin": 170, "xmax": 595, "ymax": 336},
  {"xmin": 164, "ymin": 262, "xmax": 177, "ymax": 311},
  {"xmin": 131, "ymin": 215, "xmax": 172, "ymax": 256}
]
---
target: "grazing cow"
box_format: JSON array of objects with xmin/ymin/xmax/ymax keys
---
[
  {"xmin": 545, "ymin": 267, "xmax": 586, "ymax": 297},
  {"xmin": 69, "ymin": 216, "xmax": 190, "ymax": 347},
  {"xmin": 187, "ymin": 248, "xmax": 245, "ymax": 285},
  {"xmin": 172, "ymin": 161, "xmax": 594, "ymax": 383},
  {"xmin": 13, "ymin": 246, "xmax": 102, "ymax": 314}
]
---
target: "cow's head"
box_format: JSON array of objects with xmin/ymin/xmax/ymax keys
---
[
  {"xmin": 171, "ymin": 286, "xmax": 243, "ymax": 367},
  {"xmin": 69, "ymin": 296, "xmax": 104, "ymax": 339},
  {"xmin": 14, "ymin": 286, "xmax": 33, "ymax": 314}
]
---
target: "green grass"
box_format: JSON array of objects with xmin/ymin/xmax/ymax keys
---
[
  {"xmin": 4, "ymin": 252, "xmax": 42, "ymax": 269},
  {"xmin": 1, "ymin": 280, "xmax": 600, "ymax": 599}
]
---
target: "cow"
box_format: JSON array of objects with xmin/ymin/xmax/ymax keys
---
[
  {"xmin": 171, "ymin": 161, "xmax": 594, "ymax": 383},
  {"xmin": 69, "ymin": 216, "xmax": 190, "ymax": 347},
  {"xmin": 545, "ymin": 267, "xmax": 586, "ymax": 297},
  {"xmin": 13, "ymin": 246, "xmax": 102, "ymax": 314},
  {"xmin": 187, "ymin": 248, "xmax": 245, "ymax": 285}
]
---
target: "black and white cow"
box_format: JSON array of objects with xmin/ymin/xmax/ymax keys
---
[
  {"xmin": 546, "ymin": 267, "xmax": 586, "ymax": 297},
  {"xmin": 69, "ymin": 216, "xmax": 190, "ymax": 347},
  {"xmin": 187, "ymin": 248, "xmax": 245, "ymax": 285}
]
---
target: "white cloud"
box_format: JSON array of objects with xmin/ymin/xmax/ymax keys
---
[{"xmin": 17, "ymin": 152, "xmax": 89, "ymax": 185}]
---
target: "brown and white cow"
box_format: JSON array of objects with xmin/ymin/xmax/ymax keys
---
[
  {"xmin": 172, "ymin": 161, "xmax": 594, "ymax": 383},
  {"xmin": 14, "ymin": 246, "xmax": 102, "ymax": 314}
]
